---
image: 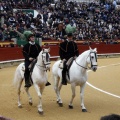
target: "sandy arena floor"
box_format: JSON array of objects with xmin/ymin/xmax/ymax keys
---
[{"xmin": 0, "ymin": 58, "xmax": 120, "ymax": 120}]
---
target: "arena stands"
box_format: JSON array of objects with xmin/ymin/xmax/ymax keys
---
[{"xmin": 0, "ymin": 0, "xmax": 120, "ymax": 46}]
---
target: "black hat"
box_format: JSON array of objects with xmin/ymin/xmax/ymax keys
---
[
  {"xmin": 67, "ymin": 33, "xmax": 73, "ymax": 37},
  {"xmin": 28, "ymin": 33, "xmax": 35, "ymax": 40},
  {"xmin": 23, "ymin": 31, "xmax": 34, "ymax": 41}
]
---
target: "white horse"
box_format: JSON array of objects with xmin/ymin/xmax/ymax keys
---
[
  {"xmin": 13, "ymin": 48, "xmax": 51, "ymax": 114},
  {"xmin": 52, "ymin": 47, "xmax": 97, "ymax": 112}
]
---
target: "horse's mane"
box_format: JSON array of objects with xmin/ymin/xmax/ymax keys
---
[
  {"xmin": 78, "ymin": 48, "xmax": 97, "ymax": 58},
  {"xmin": 38, "ymin": 49, "xmax": 49, "ymax": 58},
  {"xmin": 77, "ymin": 49, "xmax": 90, "ymax": 59}
]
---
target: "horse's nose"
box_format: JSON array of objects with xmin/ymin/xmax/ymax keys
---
[
  {"xmin": 93, "ymin": 66, "xmax": 97, "ymax": 72},
  {"xmin": 46, "ymin": 65, "xmax": 51, "ymax": 71}
]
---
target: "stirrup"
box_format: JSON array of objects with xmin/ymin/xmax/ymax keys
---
[
  {"xmin": 24, "ymin": 84, "xmax": 31, "ymax": 88},
  {"xmin": 62, "ymin": 81, "xmax": 67, "ymax": 85},
  {"xmin": 45, "ymin": 82, "xmax": 51, "ymax": 86},
  {"xmin": 62, "ymin": 78, "xmax": 67, "ymax": 85}
]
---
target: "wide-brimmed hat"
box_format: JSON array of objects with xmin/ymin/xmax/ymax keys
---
[
  {"xmin": 67, "ymin": 33, "xmax": 73, "ymax": 37},
  {"xmin": 23, "ymin": 31, "xmax": 34, "ymax": 41}
]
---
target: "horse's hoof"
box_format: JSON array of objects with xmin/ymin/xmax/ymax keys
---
[
  {"xmin": 69, "ymin": 105, "xmax": 73, "ymax": 109},
  {"xmin": 38, "ymin": 110, "xmax": 44, "ymax": 115},
  {"xmin": 18, "ymin": 105, "xmax": 22, "ymax": 108},
  {"xmin": 82, "ymin": 109, "xmax": 87, "ymax": 112},
  {"xmin": 59, "ymin": 103, "xmax": 63, "ymax": 107},
  {"xmin": 29, "ymin": 102, "xmax": 33, "ymax": 106}
]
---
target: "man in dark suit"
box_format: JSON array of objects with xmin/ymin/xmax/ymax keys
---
[
  {"xmin": 22, "ymin": 31, "xmax": 41, "ymax": 87},
  {"xmin": 59, "ymin": 33, "xmax": 79, "ymax": 85},
  {"xmin": 23, "ymin": 31, "xmax": 51, "ymax": 87}
]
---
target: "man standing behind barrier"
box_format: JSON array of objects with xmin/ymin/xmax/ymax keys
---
[
  {"xmin": 22, "ymin": 31, "xmax": 51, "ymax": 87},
  {"xmin": 59, "ymin": 30, "xmax": 79, "ymax": 85}
]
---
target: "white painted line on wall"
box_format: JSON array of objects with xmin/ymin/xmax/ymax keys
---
[{"xmin": 87, "ymin": 63, "xmax": 120, "ymax": 99}]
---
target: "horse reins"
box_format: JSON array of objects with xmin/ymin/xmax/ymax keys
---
[
  {"xmin": 75, "ymin": 51, "xmax": 97, "ymax": 70},
  {"xmin": 75, "ymin": 59, "xmax": 88, "ymax": 69},
  {"xmin": 36, "ymin": 51, "xmax": 51, "ymax": 71}
]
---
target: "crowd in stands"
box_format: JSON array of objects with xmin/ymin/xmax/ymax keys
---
[{"xmin": 0, "ymin": 0, "xmax": 120, "ymax": 44}]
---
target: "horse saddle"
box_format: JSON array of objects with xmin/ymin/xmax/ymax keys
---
[
  {"xmin": 22, "ymin": 59, "xmax": 37, "ymax": 84},
  {"xmin": 66, "ymin": 57, "xmax": 75, "ymax": 80},
  {"xmin": 59, "ymin": 57, "xmax": 74, "ymax": 70},
  {"xmin": 22, "ymin": 65, "xmax": 25, "ymax": 72},
  {"xmin": 59, "ymin": 59, "xmax": 66, "ymax": 69},
  {"xmin": 28, "ymin": 59, "xmax": 37, "ymax": 72},
  {"xmin": 22, "ymin": 59, "xmax": 37, "ymax": 73},
  {"xmin": 66, "ymin": 57, "xmax": 75, "ymax": 70},
  {"xmin": 59, "ymin": 57, "xmax": 75, "ymax": 80}
]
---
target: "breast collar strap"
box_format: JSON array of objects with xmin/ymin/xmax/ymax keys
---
[
  {"xmin": 36, "ymin": 63, "xmax": 47, "ymax": 71},
  {"xmin": 75, "ymin": 59, "xmax": 88, "ymax": 69}
]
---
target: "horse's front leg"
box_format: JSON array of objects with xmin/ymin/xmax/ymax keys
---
[
  {"xmin": 54, "ymin": 76, "xmax": 63, "ymax": 107},
  {"xmin": 34, "ymin": 84, "xmax": 44, "ymax": 114},
  {"xmin": 80, "ymin": 83, "xmax": 87, "ymax": 112},
  {"xmin": 69, "ymin": 83, "xmax": 76, "ymax": 109},
  {"xmin": 24, "ymin": 87, "xmax": 33, "ymax": 106}
]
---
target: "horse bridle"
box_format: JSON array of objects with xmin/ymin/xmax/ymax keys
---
[
  {"xmin": 90, "ymin": 52, "xmax": 97, "ymax": 67},
  {"xmin": 75, "ymin": 51, "xmax": 97, "ymax": 70},
  {"xmin": 89, "ymin": 51, "xmax": 97, "ymax": 68},
  {"xmin": 42, "ymin": 51, "xmax": 51, "ymax": 69},
  {"xmin": 36, "ymin": 51, "xmax": 51, "ymax": 70}
]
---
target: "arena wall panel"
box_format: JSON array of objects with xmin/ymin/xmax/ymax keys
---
[{"xmin": 0, "ymin": 43, "xmax": 120, "ymax": 61}]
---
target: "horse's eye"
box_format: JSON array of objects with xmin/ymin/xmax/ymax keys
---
[{"xmin": 91, "ymin": 56, "xmax": 94, "ymax": 59}]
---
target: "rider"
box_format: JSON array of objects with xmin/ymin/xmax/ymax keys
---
[
  {"xmin": 59, "ymin": 32, "xmax": 79, "ymax": 85},
  {"xmin": 22, "ymin": 31, "xmax": 51, "ymax": 87}
]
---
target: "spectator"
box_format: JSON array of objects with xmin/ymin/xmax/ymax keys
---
[
  {"xmin": 100, "ymin": 114, "xmax": 120, "ymax": 120},
  {"xmin": 0, "ymin": 29, "xmax": 4, "ymax": 41},
  {"xmin": 0, "ymin": 115, "xmax": 13, "ymax": 120},
  {"xmin": 113, "ymin": 0, "xmax": 117, "ymax": 10},
  {"xmin": 0, "ymin": 0, "xmax": 120, "ymax": 44}
]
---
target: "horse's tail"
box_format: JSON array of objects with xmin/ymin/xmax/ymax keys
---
[
  {"xmin": 52, "ymin": 60, "xmax": 61, "ymax": 83},
  {"xmin": 13, "ymin": 63, "xmax": 24, "ymax": 88}
]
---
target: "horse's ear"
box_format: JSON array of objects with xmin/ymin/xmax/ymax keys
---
[
  {"xmin": 89, "ymin": 46, "xmax": 92, "ymax": 50},
  {"xmin": 48, "ymin": 47, "xmax": 50, "ymax": 52},
  {"xmin": 42, "ymin": 48, "xmax": 45, "ymax": 52},
  {"xmin": 94, "ymin": 48, "xmax": 97, "ymax": 52}
]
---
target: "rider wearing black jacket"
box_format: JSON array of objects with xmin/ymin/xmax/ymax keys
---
[
  {"xmin": 23, "ymin": 31, "xmax": 51, "ymax": 87},
  {"xmin": 59, "ymin": 33, "xmax": 79, "ymax": 85}
]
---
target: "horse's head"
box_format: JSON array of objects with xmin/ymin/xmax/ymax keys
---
[
  {"xmin": 87, "ymin": 47, "xmax": 98, "ymax": 72},
  {"xmin": 38, "ymin": 48, "xmax": 51, "ymax": 71}
]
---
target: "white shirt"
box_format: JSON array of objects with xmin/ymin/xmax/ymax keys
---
[{"xmin": 29, "ymin": 41, "xmax": 35, "ymax": 45}]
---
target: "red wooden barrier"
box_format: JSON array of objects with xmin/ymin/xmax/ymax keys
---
[
  {"xmin": 0, "ymin": 43, "xmax": 120, "ymax": 61},
  {"xmin": 0, "ymin": 47, "xmax": 23, "ymax": 61}
]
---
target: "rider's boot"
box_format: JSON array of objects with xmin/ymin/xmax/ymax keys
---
[
  {"xmin": 24, "ymin": 74, "xmax": 31, "ymax": 88},
  {"xmin": 62, "ymin": 71, "xmax": 67, "ymax": 85},
  {"xmin": 45, "ymin": 81, "xmax": 51, "ymax": 86}
]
